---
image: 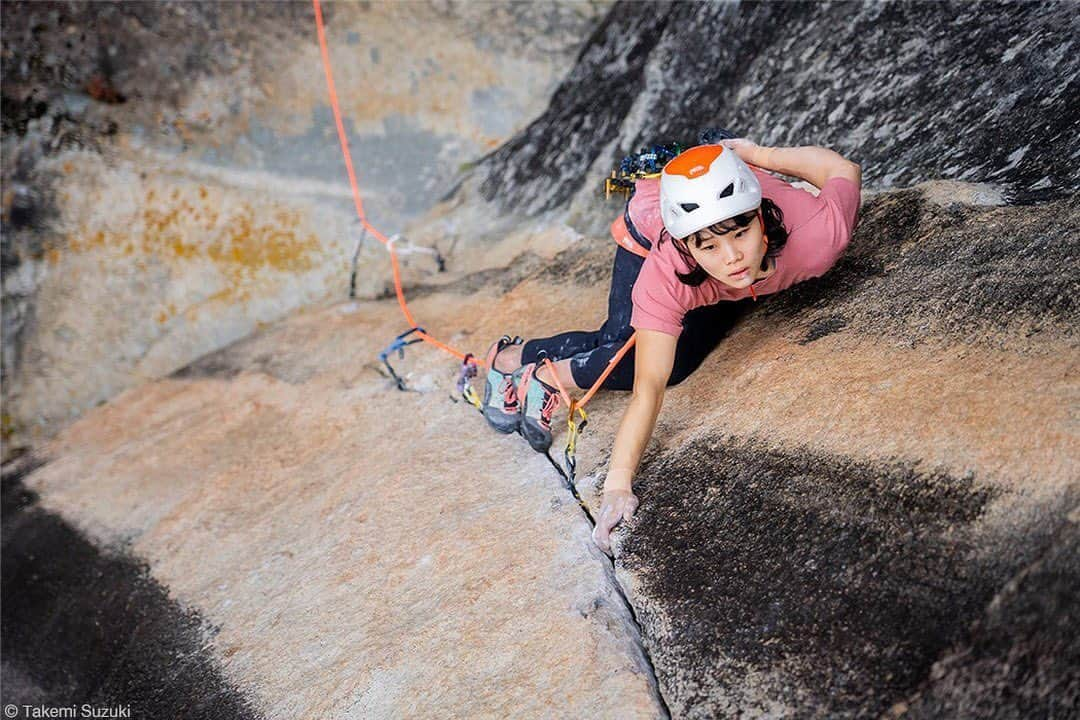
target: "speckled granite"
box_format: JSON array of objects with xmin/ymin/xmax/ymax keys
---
[{"xmin": 479, "ymin": 1, "xmax": 1079, "ymax": 214}]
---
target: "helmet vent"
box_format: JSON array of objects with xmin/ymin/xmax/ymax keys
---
[
  {"xmin": 717, "ymin": 182, "xmax": 735, "ymax": 199},
  {"xmin": 680, "ymin": 203, "xmax": 700, "ymax": 213}
]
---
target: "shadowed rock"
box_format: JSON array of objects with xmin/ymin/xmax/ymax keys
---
[
  {"xmin": 903, "ymin": 519, "xmax": 1080, "ymax": 719},
  {"xmin": 622, "ymin": 436, "xmax": 1075, "ymax": 718},
  {"xmin": 1, "ymin": 457, "xmax": 260, "ymax": 718},
  {"xmin": 765, "ymin": 188, "xmax": 1080, "ymax": 349}
]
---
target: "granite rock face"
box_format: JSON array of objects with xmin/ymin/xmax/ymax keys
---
[
  {"xmin": 0, "ymin": 0, "xmax": 605, "ymax": 457},
  {"xmin": 6, "ymin": 287, "xmax": 672, "ymax": 719},
  {"xmin": 3, "ymin": 2, "xmax": 1078, "ymax": 719},
  {"xmin": 478, "ymin": 0, "xmax": 1079, "ymax": 216}
]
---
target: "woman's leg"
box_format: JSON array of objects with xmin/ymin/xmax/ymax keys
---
[
  {"xmin": 493, "ymin": 341, "xmax": 584, "ymax": 390},
  {"xmin": 668, "ymin": 300, "xmax": 749, "ymax": 384},
  {"xmin": 556, "ymin": 299, "xmax": 752, "ymax": 392},
  {"xmin": 507, "ymin": 245, "xmax": 647, "ymax": 389}
]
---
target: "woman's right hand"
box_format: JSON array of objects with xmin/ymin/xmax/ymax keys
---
[
  {"xmin": 720, "ymin": 138, "xmax": 765, "ymax": 166},
  {"xmin": 591, "ymin": 488, "xmax": 640, "ymax": 554}
]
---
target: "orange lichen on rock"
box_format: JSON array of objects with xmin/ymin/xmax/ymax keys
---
[{"xmin": 68, "ymin": 188, "xmax": 321, "ymax": 280}]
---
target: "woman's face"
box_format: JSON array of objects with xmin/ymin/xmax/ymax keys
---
[{"xmin": 685, "ymin": 212, "xmax": 768, "ymax": 288}]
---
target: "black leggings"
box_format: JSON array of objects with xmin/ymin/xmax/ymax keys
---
[{"xmin": 520, "ymin": 245, "xmax": 748, "ymax": 391}]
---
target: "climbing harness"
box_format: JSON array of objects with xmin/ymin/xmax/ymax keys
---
[{"xmin": 609, "ymin": 207, "xmax": 652, "ymax": 259}]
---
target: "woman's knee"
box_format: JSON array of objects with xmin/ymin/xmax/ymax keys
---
[{"xmin": 666, "ymin": 366, "xmax": 694, "ymax": 387}]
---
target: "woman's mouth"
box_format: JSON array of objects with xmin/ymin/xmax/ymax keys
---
[{"xmin": 728, "ymin": 267, "xmax": 748, "ymax": 279}]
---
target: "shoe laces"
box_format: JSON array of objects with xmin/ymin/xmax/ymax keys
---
[
  {"xmin": 539, "ymin": 386, "xmax": 561, "ymax": 429},
  {"xmin": 499, "ymin": 375, "xmax": 519, "ymax": 411}
]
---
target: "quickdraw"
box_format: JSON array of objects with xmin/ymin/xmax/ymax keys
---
[
  {"xmin": 564, "ymin": 403, "xmax": 588, "ymax": 484},
  {"xmin": 378, "ymin": 327, "xmax": 427, "ymax": 391},
  {"xmin": 538, "ymin": 358, "xmax": 593, "ymax": 491},
  {"xmin": 453, "ymin": 353, "xmax": 483, "ymax": 410}
]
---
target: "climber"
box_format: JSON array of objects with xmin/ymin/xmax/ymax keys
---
[{"xmin": 481, "ymin": 137, "xmax": 862, "ymax": 552}]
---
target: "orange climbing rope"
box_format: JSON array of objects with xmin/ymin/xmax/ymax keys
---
[
  {"xmin": 313, "ymin": 0, "xmax": 476, "ymax": 366},
  {"xmin": 312, "ymin": 0, "xmax": 628, "ymax": 419}
]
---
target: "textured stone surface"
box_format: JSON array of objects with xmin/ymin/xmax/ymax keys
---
[
  {"xmin": 2, "ymin": 457, "xmax": 260, "ymax": 718},
  {"xmin": 1, "ymin": 0, "xmax": 605, "ymax": 457},
  {"xmin": 477, "ymin": 1, "xmax": 1079, "ymax": 216},
  {"xmin": 15, "ymin": 283, "xmax": 668, "ymax": 719},
  {"xmin": 901, "ymin": 519, "xmax": 1080, "ymax": 719},
  {"xmin": 761, "ymin": 188, "xmax": 1079, "ymax": 350},
  {"xmin": 10, "ymin": 173, "xmax": 1078, "ymax": 716},
  {"xmin": 3, "ymin": 1, "xmax": 1078, "ymax": 718}
]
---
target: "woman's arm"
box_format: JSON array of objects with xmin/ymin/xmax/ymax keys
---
[
  {"xmin": 592, "ymin": 329, "xmax": 677, "ymax": 552},
  {"xmin": 605, "ymin": 329, "xmax": 678, "ymax": 492},
  {"xmin": 727, "ymin": 140, "xmax": 861, "ymax": 191}
]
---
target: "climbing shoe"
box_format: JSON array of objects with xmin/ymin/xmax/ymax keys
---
[
  {"xmin": 481, "ymin": 335, "xmax": 523, "ymax": 434},
  {"xmin": 518, "ymin": 362, "xmax": 562, "ymax": 453}
]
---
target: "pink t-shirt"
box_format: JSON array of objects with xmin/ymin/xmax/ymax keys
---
[{"xmin": 629, "ymin": 168, "xmax": 862, "ymax": 336}]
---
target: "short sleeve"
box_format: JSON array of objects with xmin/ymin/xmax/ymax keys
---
[
  {"xmin": 787, "ymin": 175, "xmax": 862, "ymax": 278},
  {"xmin": 630, "ymin": 260, "xmax": 686, "ymax": 337},
  {"xmin": 819, "ymin": 175, "xmax": 861, "ymax": 239}
]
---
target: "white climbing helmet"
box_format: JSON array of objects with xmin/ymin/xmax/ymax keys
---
[{"xmin": 659, "ymin": 144, "xmax": 761, "ymax": 240}]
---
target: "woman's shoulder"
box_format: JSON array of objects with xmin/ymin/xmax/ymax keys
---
[
  {"xmin": 769, "ymin": 174, "xmax": 863, "ymax": 286},
  {"xmin": 753, "ymin": 168, "xmax": 830, "ymax": 232},
  {"xmin": 626, "ymin": 177, "xmax": 664, "ymax": 243}
]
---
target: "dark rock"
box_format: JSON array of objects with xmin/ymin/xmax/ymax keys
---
[
  {"xmin": 621, "ymin": 435, "xmax": 1074, "ymax": 718},
  {"xmin": 479, "ymin": 4, "xmax": 676, "ymax": 213},
  {"xmin": 1, "ymin": 460, "xmax": 260, "ymax": 718},
  {"xmin": 478, "ymin": 1, "xmax": 1079, "ymax": 214},
  {"xmin": 763, "ymin": 189, "xmax": 1080, "ymax": 349},
  {"xmin": 903, "ymin": 519, "xmax": 1080, "ymax": 719}
]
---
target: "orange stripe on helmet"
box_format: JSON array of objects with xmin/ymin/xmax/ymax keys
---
[{"xmin": 663, "ymin": 145, "xmax": 725, "ymax": 179}]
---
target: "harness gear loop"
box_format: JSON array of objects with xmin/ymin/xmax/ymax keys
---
[{"xmin": 378, "ymin": 326, "xmax": 427, "ymax": 391}]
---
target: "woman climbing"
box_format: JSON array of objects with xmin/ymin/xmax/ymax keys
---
[{"xmin": 481, "ymin": 136, "xmax": 862, "ymax": 552}]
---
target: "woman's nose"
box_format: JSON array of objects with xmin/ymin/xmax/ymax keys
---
[{"xmin": 721, "ymin": 241, "xmax": 742, "ymax": 264}]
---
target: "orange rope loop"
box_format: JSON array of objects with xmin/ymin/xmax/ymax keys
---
[{"xmin": 315, "ymin": 0, "xmax": 642, "ymax": 413}]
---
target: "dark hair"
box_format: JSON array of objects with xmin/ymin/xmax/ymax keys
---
[{"xmin": 657, "ymin": 198, "xmax": 788, "ymax": 287}]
